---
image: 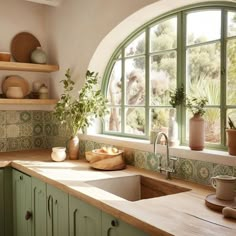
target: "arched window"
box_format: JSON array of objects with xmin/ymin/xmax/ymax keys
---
[{"xmin": 102, "ymin": 3, "xmax": 236, "ymax": 149}]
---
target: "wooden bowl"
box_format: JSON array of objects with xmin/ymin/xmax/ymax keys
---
[{"xmin": 0, "ymin": 52, "xmax": 11, "ymax": 61}]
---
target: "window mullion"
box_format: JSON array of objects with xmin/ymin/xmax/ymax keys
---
[
  {"xmin": 121, "ymin": 48, "xmax": 125, "ymax": 135},
  {"xmin": 146, "ymin": 28, "xmax": 150, "ymax": 139}
]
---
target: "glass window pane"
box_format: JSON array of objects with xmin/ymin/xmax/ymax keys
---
[
  {"xmin": 150, "ymin": 17, "xmax": 177, "ymax": 52},
  {"xmin": 151, "ymin": 108, "xmax": 172, "ymax": 135},
  {"xmin": 186, "ymin": 42, "xmax": 221, "ymax": 105},
  {"xmin": 125, "ymin": 57, "xmax": 145, "ymax": 105},
  {"xmin": 227, "ymin": 39, "xmax": 236, "ymax": 105},
  {"xmin": 104, "ymin": 107, "xmax": 121, "ymax": 132},
  {"xmin": 125, "ymin": 107, "xmax": 145, "ymax": 135},
  {"xmin": 227, "ymin": 11, "xmax": 236, "ymax": 37},
  {"xmin": 125, "ymin": 32, "xmax": 145, "ymax": 57},
  {"xmin": 107, "ymin": 60, "xmax": 122, "ymax": 105},
  {"xmin": 187, "ymin": 10, "xmax": 221, "ymax": 46},
  {"xmin": 204, "ymin": 108, "xmax": 221, "ymax": 144},
  {"xmin": 150, "ymin": 51, "xmax": 176, "ymax": 106}
]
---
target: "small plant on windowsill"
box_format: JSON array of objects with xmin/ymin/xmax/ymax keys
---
[
  {"xmin": 186, "ymin": 96, "xmax": 208, "ymax": 151},
  {"xmin": 226, "ymin": 116, "xmax": 236, "ymax": 156},
  {"xmin": 167, "ymin": 84, "xmax": 185, "ymax": 146},
  {"xmin": 54, "ymin": 68, "xmax": 108, "ymax": 159}
]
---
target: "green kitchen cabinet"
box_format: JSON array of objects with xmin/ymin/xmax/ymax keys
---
[
  {"xmin": 47, "ymin": 184, "xmax": 69, "ymax": 236},
  {"xmin": 69, "ymin": 195, "xmax": 102, "ymax": 236},
  {"xmin": 12, "ymin": 169, "xmax": 32, "ymax": 236},
  {"xmin": 102, "ymin": 211, "xmax": 148, "ymax": 236},
  {"xmin": 32, "ymin": 177, "xmax": 47, "ymax": 236},
  {"xmin": 0, "ymin": 169, "xmax": 4, "ymax": 236}
]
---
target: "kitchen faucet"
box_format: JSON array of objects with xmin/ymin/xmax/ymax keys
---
[{"xmin": 154, "ymin": 132, "xmax": 177, "ymax": 179}]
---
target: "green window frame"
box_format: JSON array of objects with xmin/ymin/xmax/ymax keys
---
[{"xmin": 102, "ymin": 2, "xmax": 236, "ymax": 150}]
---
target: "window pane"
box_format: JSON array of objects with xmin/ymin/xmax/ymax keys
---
[
  {"xmin": 227, "ymin": 39, "xmax": 236, "ymax": 105},
  {"xmin": 125, "ymin": 57, "xmax": 145, "ymax": 105},
  {"xmin": 150, "ymin": 52, "xmax": 176, "ymax": 105},
  {"xmin": 125, "ymin": 32, "xmax": 145, "ymax": 57},
  {"xmin": 186, "ymin": 42, "xmax": 221, "ymax": 104},
  {"xmin": 150, "ymin": 17, "xmax": 177, "ymax": 52},
  {"xmin": 104, "ymin": 107, "xmax": 121, "ymax": 132},
  {"xmin": 204, "ymin": 108, "xmax": 221, "ymax": 143},
  {"xmin": 151, "ymin": 108, "xmax": 172, "ymax": 135},
  {"xmin": 227, "ymin": 11, "xmax": 236, "ymax": 37},
  {"xmin": 187, "ymin": 10, "xmax": 221, "ymax": 46},
  {"xmin": 107, "ymin": 60, "xmax": 122, "ymax": 105},
  {"xmin": 125, "ymin": 107, "xmax": 145, "ymax": 135}
]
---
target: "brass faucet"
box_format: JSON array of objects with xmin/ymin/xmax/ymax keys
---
[{"xmin": 154, "ymin": 132, "xmax": 177, "ymax": 179}]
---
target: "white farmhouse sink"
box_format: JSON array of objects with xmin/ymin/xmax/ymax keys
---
[{"xmin": 86, "ymin": 175, "xmax": 190, "ymax": 201}]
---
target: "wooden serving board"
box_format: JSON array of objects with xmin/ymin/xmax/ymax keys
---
[{"xmin": 205, "ymin": 194, "xmax": 236, "ymax": 212}]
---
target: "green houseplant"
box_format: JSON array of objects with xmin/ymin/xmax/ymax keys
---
[
  {"xmin": 186, "ymin": 96, "xmax": 208, "ymax": 151},
  {"xmin": 54, "ymin": 69, "xmax": 108, "ymax": 159},
  {"xmin": 226, "ymin": 116, "xmax": 236, "ymax": 155},
  {"xmin": 167, "ymin": 85, "xmax": 185, "ymax": 146}
]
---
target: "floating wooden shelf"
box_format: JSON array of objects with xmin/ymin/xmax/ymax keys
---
[
  {"xmin": 0, "ymin": 98, "xmax": 58, "ymax": 105},
  {"xmin": 0, "ymin": 61, "xmax": 59, "ymax": 73}
]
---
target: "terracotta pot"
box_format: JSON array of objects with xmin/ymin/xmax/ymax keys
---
[
  {"xmin": 189, "ymin": 114, "xmax": 205, "ymax": 151},
  {"xmin": 68, "ymin": 136, "xmax": 79, "ymax": 160},
  {"xmin": 226, "ymin": 129, "xmax": 236, "ymax": 156}
]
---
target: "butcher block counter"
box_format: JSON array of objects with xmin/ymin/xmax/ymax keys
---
[{"xmin": 0, "ymin": 149, "xmax": 235, "ymax": 236}]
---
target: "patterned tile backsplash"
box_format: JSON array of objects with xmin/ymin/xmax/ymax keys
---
[{"xmin": 0, "ymin": 110, "xmax": 235, "ymax": 186}]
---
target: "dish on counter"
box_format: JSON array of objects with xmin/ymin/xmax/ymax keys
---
[
  {"xmin": 2, "ymin": 75, "xmax": 30, "ymax": 97},
  {"xmin": 11, "ymin": 32, "xmax": 41, "ymax": 63}
]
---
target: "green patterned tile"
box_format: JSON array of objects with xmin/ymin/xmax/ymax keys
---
[
  {"xmin": 6, "ymin": 111, "xmax": 20, "ymax": 124},
  {"xmin": 20, "ymin": 111, "xmax": 32, "ymax": 123},
  {"xmin": 20, "ymin": 137, "xmax": 32, "ymax": 150},
  {"xmin": 43, "ymin": 111, "xmax": 53, "ymax": 122},
  {"xmin": 52, "ymin": 124, "xmax": 59, "ymax": 136},
  {"xmin": 0, "ymin": 111, "xmax": 6, "ymax": 124},
  {"xmin": 134, "ymin": 150, "xmax": 147, "ymax": 169},
  {"xmin": 175, "ymin": 158, "xmax": 195, "ymax": 181},
  {"xmin": 78, "ymin": 139, "xmax": 86, "ymax": 159},
  {"xmin": 123, "ymin": 148, "xmax": 135, "ymax": 165},
  {"xmin": 44, "ymin": 123, "xmax": 52, "ymax": 136},
  {"xmin": 0, "ymin": 125, "xmax": 6, "ymax": 138},
  {"xmin": 20, "ymin": 124, "xmax": 33, "ymax": 137},
  {"xmin": 33, "ymin": 136, "xmax": 45, "ymax": 149},
  {"xmin": 6, "ymin": 124, "xmax": 20, "ymax": 138},
  {"xmin": 32, "ymin": 111, "xmax": 43, "ymax": 122},
  {"xmin": 6, "ymin": 138, "xmax": 20, "ymax": 151},
  {"xmin": 146, "ymin": 152, "xmax": 158, "ymax": 171},
  {"xmin": 0, "ymin": 138, "xmax": 7, "ymax": 152},
  {"xmin": 85, "ymin": 140, "xmax": 95, "ymax": 152},
  {"xmin": 234, "ymin": 167, "xmax": 236, "ymax": 176},
  {"xmin": 194, "ymin": 161, "xmax": 214, "ymax": 185},
  {"xmin": 33, "ymin": 124, "xmax": 43, "ymax": 136},
  {"xmin": 213, "ymin": 164, "xmax": 234, "ymax": 176}
]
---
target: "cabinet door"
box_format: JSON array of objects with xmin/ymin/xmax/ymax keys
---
[
  {"xmin": 0, "ymin": 169, "xmax": 4, "ymax": 236},
  {"xmin": 102, "ymin": 212, "xmax": 148, "ymax": 236},
  {"xmin": 32, "ymin": 177, "xmax": 47, "ymax": 236},
  {"xmin": 47, "ymin": 184, "xmax": 69, "ymax": 236},
  {"xmin": 12, "ymin": 169, "xmax": 32, "ymax": 236},
  {"xmin": 69, "ymin": 195, "xmax": 102, "ymax": 236}
]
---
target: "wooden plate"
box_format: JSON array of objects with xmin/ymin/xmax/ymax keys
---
[
  {"xmin": 205, "ymin": 194, "xmax": 236, "ymax": 212},
  {"xmin": 2, "ymin": 75, "xmax": 30, "ymax": 97},
  {"xmin": 11, "ymin": 32, "xmax": 41, "ymax": 63}
]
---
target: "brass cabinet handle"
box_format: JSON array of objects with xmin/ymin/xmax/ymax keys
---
[
  {"xmin": 111, "ymin": 219, "xmax": 119, "ymax": 227},
  {"xmin": 73, "ymin": 209, "xmax": 78, "ymax": 236}
]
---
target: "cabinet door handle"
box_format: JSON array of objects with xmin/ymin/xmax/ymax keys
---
[
  {"xmin": 48, "ymin": 195, "xmax": 52, "ymax": 217},
  {"xmin": 25, "ymin": 211, "xmax": 32, "ymax": 220},
  {"xmin": 111, "ymin": 219, "xmax": 119, "ymax": 227},
  {"xmin": 73, "ymin": 209, "xmax": 78, "ymax": 236}
]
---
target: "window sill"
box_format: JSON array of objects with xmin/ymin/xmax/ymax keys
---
[{"xmin": 79, "ymin": 134, "xmax": 236, "ymax": 166}]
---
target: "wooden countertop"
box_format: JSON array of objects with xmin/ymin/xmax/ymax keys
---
[{"xmin": 0, "ymin": 150, "xmax": 235, "ymax": 236}]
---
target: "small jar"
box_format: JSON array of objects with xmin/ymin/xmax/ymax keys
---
[
  {"xmin": 51, "ymin": 147, "xmax": 67, "ymax": 162},
  {"xmin": 6, "ymin": 86, "xmax": 24, "ymax": 98},
  {"xmin": 39, "ymin": 84, "xmax": 49, "ymax": 99},
  {"xmin": 31, "ymin": 47, "xmax": 47, "ymax": 64}
]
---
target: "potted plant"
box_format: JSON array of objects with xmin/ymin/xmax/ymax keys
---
[
  {"xmin": 168, "ymin": 84, "xmax": 185, "ymax": 146},
  {"xmin": 186, "ymin": 96, "xmax": 208, "ymax": 151},
  {"xmin": 226, "ymin": 117, "xmax": 236, "ymax": 155},
  {"xmin": 54, "ymin": 69, "xmax": 108, "ymax": 159}
]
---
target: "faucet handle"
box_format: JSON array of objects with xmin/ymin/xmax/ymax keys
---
[
  {"xmin": 170, "ymin": 157, "xmax": 178, "ymax": 172},
  {"xmin": 158, "ymin": 155, "xmax": 163, "ymax": 172}
]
